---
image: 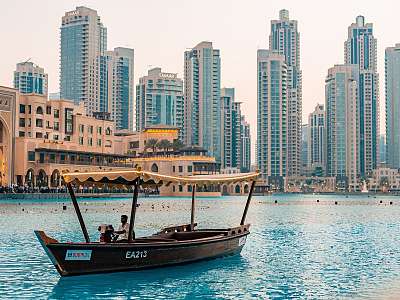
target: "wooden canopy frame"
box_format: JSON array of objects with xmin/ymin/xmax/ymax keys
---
[{"xmin": 62, "ymin": 170, "xmax": 259, "ymax": 243}]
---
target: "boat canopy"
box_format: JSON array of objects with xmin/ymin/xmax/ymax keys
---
[{"xmin": 62, "ymin": 170, "xmax": 259, "ymax": 186}]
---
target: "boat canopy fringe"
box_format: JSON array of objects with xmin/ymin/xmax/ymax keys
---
[{"xmin": 62, "ymin": 170, "xmax": 259, "ymax": 186}]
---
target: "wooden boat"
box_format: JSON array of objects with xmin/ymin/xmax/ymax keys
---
[{"xmin": 35, "ymin": 170, "xmax": 259, "ymax": 276}]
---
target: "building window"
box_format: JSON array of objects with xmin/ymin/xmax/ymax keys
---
[
  {"xmin": 88, "ymin": 126, "xmax": 93, "ymax": 134},
  {"xmin": 54, "ymin": 134, "xmax": 59, "ymax": 141},
  {"xmin": 54, "ymin": 122, "xmax": 59, "ymax": 131},
  {"xmin": 28, "ymin": 105, "xmax": 31, "ymax": 114},
  {"xmin": 65, "ymin": 108, "xmax": 73, "ymax": 134},
  {"xmin": 188, "ymin": 165, "xmax": 193, "ymax": 173},
  {"xmin": 173, "ymin": 185, "xmax": 175, "ymax": 192},
  {"xmin": 27, "ymin": 118, "xmax": 31, "ymax": 127},
  {"xmin": 36, "ymin": 118, "xmax": 43, "ymax": 128},
  {"xmin": 46, "ymin": 121, "xmax": 51, "ymax": 128},
  {"xmin": 79, "ymin": 124, "xmax": 84, "ymax": 133},
  {"xmin": 88, "ymin": 137, "xmax": 93, "ymax": 146},
  {"xmin": 97, "ymin": 139, "xmax": 102, "ymax": 146},
  {"xmin": 19, "ymin": 131, "xmax": 25, "ymax": 137},
  {"xmin": 106, "ymin": 127, "xmax": 111, "ymax": 135},
  {"xmin": 129, "ymin": 141, "xmax": 139, "ymax": 149},
  {"xmin": 19, "ymin": 118, "xmax": 25, "ymax": 127},
  {"xmin": 79, "ymin": 137, "xmax": 84, "ymax": 145},
  {"xmin": 36, "ymin": 106, "xmax": 43, "ymax": 114},
  {"xmin": 178, "ymin": 185, "xmax": 183, "ymax": 192},
  {"xmin": 46, "ymin": 106, "xmax": 51, "ymax": 114},
  {"xmin": 97, "ymin": 127, "xmax": 102, "ymax": 134},
  {"xmin": 188, "ymin": 185, "xmax": 192, "ymax": 192},
  {"xmin": 64, "ymin": 135, "xmax": 71, "ymax": 141},
  {"xmin": 172, "ymin": 166, "xmax": 176, "ymax": 172},
  {"xmin": 28, "ymin": 151, "xmax": 35, "ymax": 161},
  {"xmin": 178, "ymin": 166, "xmax": 183, "ymax": 173},
  {"xmin": 36, "ymin": 132, "xmax": 42, "ymax": 138},
  {"xmin": 54, "ymin": 109, "xmax": 59, "ymax": 118},
  {"xmin": 19, "ymin": 104, "xmax": 25, "ymax": 113}
]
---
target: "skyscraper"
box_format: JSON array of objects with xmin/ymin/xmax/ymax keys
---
[
  {"xmin": 344, "ymin": 15, "xmax": 379, "ymax": 177},
  {"xmin": 385, "ymin": 44, "xmax": 400, "ymax": 168},
  {"xmin": 184, "ymin": 41, "xmax": 221, "ymax": 161},
  {"xmin": 308, "ymin": 104, "xmax": 325, "ymax": 175},
  {"xmin": 14, "ymin": 61, "xmax": 48, "ymax": 96},
  {"xmin": 269, "ymin": 9, "xmax": 302, "ymax": 177},
  {"xmin": 325, "ymin": 65, "xmax": 359, "ymax": 190},
  {"xmin": 300, "ymin": 124, "xmax": 309, "ymax": 176},
  {"xmin": 240, "ymin": 116, "xmax": 251, "ymax": 172},
  {"xmin": 106, "ymin": 47, "xmax": 135, "ymax": 131},
  {"xmin": 220, "ymin": 88, "xmax": 244, "ymax": 171},
  {"xmin": 60, "ymin": 6, "xmax": 107, "ymax": 115},
  {"xmin": 136, "ymin": 68, "xmax": 183, "ymax": 137},
  {"xmin": 257, "ymin": 49, "xmax": 287, "ymax": 187}
]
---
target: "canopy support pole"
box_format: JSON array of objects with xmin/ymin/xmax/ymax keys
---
[
  {"xmin": 67, "ymin": 182, "xmax": 90, "ymax": 243},
  {"xmin": 128, "ymin": 180, "xmax": 139, "ymax": 242},
  {"xmin": 240, "ymin": 180, "xmax": 256, "ymax": 225},
  {"xmin": 190, "ymin": 184, "xmax": 196, "ymax": 231}
]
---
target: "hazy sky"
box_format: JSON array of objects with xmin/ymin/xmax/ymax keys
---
[{"xmin": 1, "ymin": 0, "xmax": 398, "ymax": 145}]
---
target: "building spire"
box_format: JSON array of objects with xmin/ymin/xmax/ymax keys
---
[{"xmin": 279, "ymin": 9, "xmax": 289, "ymax": 21}]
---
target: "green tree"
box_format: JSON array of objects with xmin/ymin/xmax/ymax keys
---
[
  {"xmin": 157, "ymin": 139, "xmax": 172, "ymax": 155},
  {"xmin": 172, "ymin": 139, "xmax": 185, "ymax": 151},
  {"xmin": 144, "ymin": 138, "xmax": 158, "ymax": 154}
]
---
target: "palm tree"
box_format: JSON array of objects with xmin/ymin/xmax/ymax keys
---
[
  {"xmin": 157, "ymin": 139, "xmax": 172, "ymax": 155},
  {"xmin": 145, "ymin": 138, "xmax": 158, "ymax": 154},
  {"xmin": 172, "ymin": 139, "xmax": 185, "ymax": 151}
]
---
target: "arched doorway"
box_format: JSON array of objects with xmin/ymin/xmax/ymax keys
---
[
  {"xmin": 222, "ymin": 185, "xmax": 228, "ymax": 195},
  {"xmin": 50, "ymin": 169, "xmax": 61, "ymax": 187},
  {"xmin": 235, "ymin": 184, "xmax": 241, "ymax": 194},
  {"xmin": 151, "ymin": 163, "xmax": 158, "ymax": 172},
  {"xmin": 37, "ymin": 169, "xmax": 48, "ymax": 187},
  {"xmin": 0, "ymin": 119, "xmax": 10, "ymax": 187},
  {"xmin": 25, "ymin": 169, "xmax": 35, "ymax": 187},
  {"xmin": 244, "ymin": 184, "xmax": 249, "ymax": 194}
]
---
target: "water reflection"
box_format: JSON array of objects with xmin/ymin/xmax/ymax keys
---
[{"xmin": 51, "ymin": 256, "xmax": 249, "ymax": 299}]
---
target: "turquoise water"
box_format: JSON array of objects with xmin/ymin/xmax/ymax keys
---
[{"xmin": 1, "ymin": 194, "xmax": 400, "ymax": 299}]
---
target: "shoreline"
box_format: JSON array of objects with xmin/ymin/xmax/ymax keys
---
[{"xmin": 0, "ymin": 191, "xmax": 400, "ymax": 200}]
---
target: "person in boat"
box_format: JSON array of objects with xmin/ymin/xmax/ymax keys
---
[
  {"xmin": 97, "ymin": 224, "xmax": 115, "ymax": 243},
  {"xmin": 114, "ymin": 215, "xmax": 131, "ymax": 242}
]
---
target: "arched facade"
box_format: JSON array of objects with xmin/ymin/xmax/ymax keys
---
[
  {"xmin": 0, "ymin": 87, "xmax": 16, "ymax": 187},
  {"xmin": 37, "ymin": 169, "xmax": 48, "ymax": 187},
  {"xmin": 25, "ymin": 169, "xmax": 35, "ymax": 186},
  {"xmin": 0, "ymin": 119, "xmax": 10, "ymax": 186},
  {"xmin": 50, "ymin": 169, "xmax": 61, "ymax": 187}
]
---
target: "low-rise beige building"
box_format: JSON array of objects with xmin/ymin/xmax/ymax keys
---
[{"xmin": 1, "ymin": 87, "xmax": 252, "ymax": 196}]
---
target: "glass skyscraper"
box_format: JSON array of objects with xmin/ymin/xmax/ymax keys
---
[
  {"xmin": 60, "ymin": 6, "xmax": 107, "ymax": 115},
  {"xmin": 106, "ymin": 47, "xmax": 135, "ymax": 131},
  {"xmin": 257, "ymin": 49, "xmax": 287, "ymax": 187},
  {"xmin": 385, "ymin": 44, "xmax": 400, "ymax": 168},
  {"xmin": 269, "ymin": 9, "xmax": 302, "ymax": 177},
  {"xmin": 307, "ymin": 104, "xmax": 325, "ymax": 175},
  {"xmin": 344, "ymin": 15, "xmax": 379, "ymax": 178},
  {"xmin": 136, "ymin": 68, "xmax": 183, "ymax": 138},
  {"xmin": 220, "ymin": 88, "xmax": 250, "ymax": 172},
  {"xmin": 184, "ymin": 41, "xmax": 221, "ymax": 162},
  {"xmin": 14, "ymin": 62, "xmax": 48, "ymax": 96},
  {"xmin": 325, "ymin": 65, "xmax": 359, "ymax": 191}
]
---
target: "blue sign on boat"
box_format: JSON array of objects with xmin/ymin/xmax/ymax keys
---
[{"xmin": 65, "ymin": 250, "xmax": 92, "ymax": 261}]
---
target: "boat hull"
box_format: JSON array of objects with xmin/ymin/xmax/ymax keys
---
[{"xmin": 35, "ymin": 226, "xmax": 249, "ymax": 276}]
